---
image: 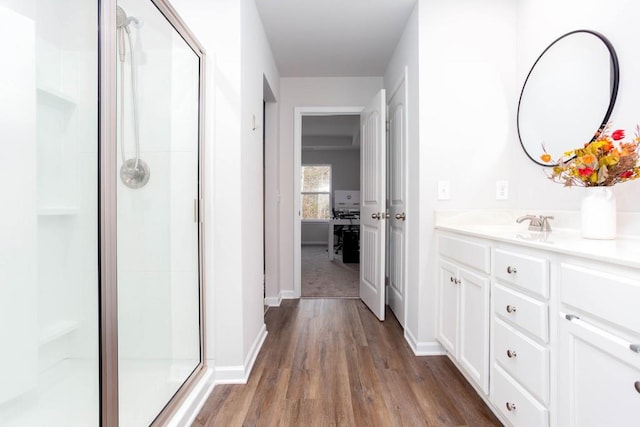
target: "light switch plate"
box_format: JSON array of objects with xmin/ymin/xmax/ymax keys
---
[
  {"xmin": 437, "ymin": 180, "xmax": 451, "ymax": 200},
  {"xmin": 496, "ymin": 180, "xmax": 509, "ymax": 200}
]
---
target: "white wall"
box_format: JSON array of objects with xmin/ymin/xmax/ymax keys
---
[
  {"xmin": 415, "ymin": 0, "xmax": 640, "ymax": 349},
  {"xmin": 277, "ymin": 77, "xmax": 383, "ymax": 297},
  {"xmin": 169, "ymin": 0, "xmax": 242, "ymax": 369},
  {"xmin": 171, "ymin": 0, "xmax": 279, "ymax": 377},
  {"xmin": 240, "ymin": 0, "xmax": 280, "ymax": 367},
  {"xmin": 514, "ymin": 0, "xmax": 640, "ymax": 211},
  {"xmin": 418, "ymin": 0, "xmax": 517, "ymax": 347},
  {"xmin": 383, "ymin": 3, "xmax": 424, "ymax": 347}
]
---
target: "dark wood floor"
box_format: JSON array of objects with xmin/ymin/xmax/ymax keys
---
[{"xmin": 193, "ymin": 299, "xmax": 501, "ymax": 426}]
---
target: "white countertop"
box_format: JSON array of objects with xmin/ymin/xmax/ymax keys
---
[{"xmin": 435, "ymin": 210, "xmax": 640, "ymax": 270}]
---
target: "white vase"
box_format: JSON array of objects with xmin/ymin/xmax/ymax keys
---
[{"xmin": 581, "ymin": 187, "xmax": 617, "ymax": 239}]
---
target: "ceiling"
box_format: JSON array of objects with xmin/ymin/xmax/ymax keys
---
[
  {"xmin": 255, "ymin": 0, "xmax": 417, "ymax": 77},
  {"xmin": 302, "ymin": 115, "xmax": 360, "ymax": 150}
]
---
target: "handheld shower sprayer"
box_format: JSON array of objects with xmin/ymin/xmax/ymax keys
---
[{"xmin": 117, "ymin": 5, "xmax": 150, "ymax": 189}]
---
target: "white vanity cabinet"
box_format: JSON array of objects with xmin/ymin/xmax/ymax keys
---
[
  {"xmin": 434, "ymin": 222, "xmax": 640, "ymax": 427},
  {"xmin": 490, "ymin": 247, "xmax": 550, "ymax": 427},
  {"xmin": 558, "ymin": 263, "xmax": 640, "ymax": 427},
  {"xmin": 436, "ymin": 233, "xmax": 491, "ymax": 393}
]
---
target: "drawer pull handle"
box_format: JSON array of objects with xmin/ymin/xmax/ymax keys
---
[
  {"xmin": 630, "ymin": 344, "xmax": 640, "ymax": 353},
  {"xmin": 565, "ymin": 314, "xmax": 580, "ymax": 321},
  {"xmin": 505, "ymin": 402, "xmax": 517, "ymax": 412},
  {"xmin": 635, "ymin": 381, "xmax": 640, "ymax": 394},
  {"xmin": 450, "ymin": 276, "xmax": 455, "ymax": 283},
  {"xmin": 507, "ymin": 266, "xmax": 517, "ymax": 274},
  {"xmin": 507, "ymin": 349, "xmax": 517, "ymax": 358},
  {"xmin": 506, "ymin": 305, "xmax": 517, "ymax": 314}
]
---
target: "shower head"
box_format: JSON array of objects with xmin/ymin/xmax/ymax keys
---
[
  {"xmin": 116, "ymin": 6, "xmax": 128, "ymax": 28},
  {"xmin": 116, "ymin": 6, "xmax": 142, "ymax": 29}
]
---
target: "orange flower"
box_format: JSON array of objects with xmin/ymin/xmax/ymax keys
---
[
  {"xmin": 581, "ymin": 154, "xmax": 596, "ymax": 165},
  {"xmin": 540, "ymin": 153, "xmax": 552, "ymax": 163}
]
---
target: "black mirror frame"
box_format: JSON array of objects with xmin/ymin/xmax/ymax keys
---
[{"xmin": 516, "ymin": 29, "xmax": 620, "ymax": 167}]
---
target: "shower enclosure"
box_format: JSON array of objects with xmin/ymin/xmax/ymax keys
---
[{"xmin": 0, "ymin": 0, "xmax": 206, "ymax": 425}]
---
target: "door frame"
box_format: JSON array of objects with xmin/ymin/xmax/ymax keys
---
[{"xmin": 293, "ymin": 106, "xmax": 363, "ymax": 298}]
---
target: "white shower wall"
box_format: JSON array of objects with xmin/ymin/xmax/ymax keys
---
[
  {"xmin": 0, "ymin": 5, "xmax": 38, "ymax": 404},
  {"xmin": 116, "ymin": 2, "xmax": 200, "ymax": 365},
  {"xmin": 0, "ymin": 0, "xmax": 99, "ymax": 424}
]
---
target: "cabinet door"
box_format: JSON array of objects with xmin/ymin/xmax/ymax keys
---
[
  {"xmin": 459, "ymin": 267, "xmax": 490, "ymax": 393},
  {"xmin": 559, "ymin": 314, "xmax": 640, "ymax": 427},
  {"xmin": 437, "ymin": 259, "xmax": 459, "ymax": 355}
]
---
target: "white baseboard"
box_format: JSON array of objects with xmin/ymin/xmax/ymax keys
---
[
  {"xmin": 214, "ymin": 323, "xmax": 268, "ymax": 384},
  {"xmin": 280, "ymin": 290, "xmax": 296, "ymax": 299},
  {"xmin": 165, "ymin": 367, "xmax": 215, "ymax": 427},
  {"xmin": 404, "ymin": 328, "xmax": 445, "ymax": 356},
  {"xmin": 265, "ymin": 289, "xmax": 296, "ymax": 306},
  {"xmin": 243, "ymin": 323, "xmax": 267, "ymax": 380},
  {"xmin": 264, "ymin": 294, "xmax": 282, "ymax": 307}
]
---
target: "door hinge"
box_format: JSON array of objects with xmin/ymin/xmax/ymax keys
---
[
  {"xmin": 194, "ymin": 199, "xmax": 198, "ymax": 223},
  {"xmin": 194, "ymin": 198, "xmax": 204, "ymax": 223}
]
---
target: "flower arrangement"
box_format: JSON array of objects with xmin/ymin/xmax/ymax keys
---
[{"xmin": 542, "ymin": 123, "xmax": 640, "ymax": 187}]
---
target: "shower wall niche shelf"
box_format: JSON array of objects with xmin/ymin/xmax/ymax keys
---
[
  {"xmin": 36, "ymin": 85, "xmax": 77, "ymax": 107},
  {"xmin": 39, "ymin": 320, "xmax": 79, "ymax": 346},
  {"xmin": 38, "ymin": 207, "xmax": 79, "ymax": 216}
]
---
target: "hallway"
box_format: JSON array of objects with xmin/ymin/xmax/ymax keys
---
[{"xmin": 193, "ymin": 299, "xmax": 500, "ymax": 426}]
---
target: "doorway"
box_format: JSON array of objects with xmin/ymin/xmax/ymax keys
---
[
  {"xmin": 299, "ymin": 115, "xmax": 361, "ymax": 297},
  {"xmin": 294, "ymin": 108, "xmax": 363, "ymax": 298}
]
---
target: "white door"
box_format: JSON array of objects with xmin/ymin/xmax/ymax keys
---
[
  {"xmin": 360, "ymin": 89, "xmax": 386, "ymax": 320},
  {"xmin": 387, "ymin": 79, "xmax": 407, "ymax": 326}
]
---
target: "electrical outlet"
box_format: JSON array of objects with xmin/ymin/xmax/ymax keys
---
[
  {"xmin": 496, "ymin": 180, "xmax": 509, "ymax": 200},
  {"xmin": 437, "ymin": 181, "xmax": 451, "ymax": 200}
]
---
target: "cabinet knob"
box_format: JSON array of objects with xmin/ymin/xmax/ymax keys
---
[
  {"xmin": 507, "ymin": 349, "xmax": 517, "ymax": 358},
  {"xmin": 506, "ymin": 305, "xmax": 517, "ymax": 314},
  {"xmin": 450, "ymin": 276, "xmax": 455, "ymax": 283},
  {"xmin": 507, "ymin": 266, "xmax": 517, "ymax": 274},
  {"xmin": 630, "ymin": 344, "xmax": 640, "ymax": 353},
  {"xmin": 635, "ymin": 381, "xmax": 640, "ymax": 394},
  {"xmin": 505, "ymin": 402, "xmax": 517, "ymax": 412}
]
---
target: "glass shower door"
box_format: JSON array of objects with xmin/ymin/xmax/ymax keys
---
[{"xmin": 115, "ymin": 0, "xmax": 203, "ymax": 425}]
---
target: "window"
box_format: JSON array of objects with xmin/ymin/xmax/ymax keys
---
[{"xmin": 301, "ymin": 165, "xmax": 331, "ymax": 220}]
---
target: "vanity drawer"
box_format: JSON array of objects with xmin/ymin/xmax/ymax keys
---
[
  {"xmin": 438, "ymin": 235, "xmax": 490, "ymax": 274},
  {"xmin": 494, "ymin": 283, "xmax": 549, "ymax": 343},
  {"xmin": 494, "ymin": 317, "xmax": 550, "ymax": 404},
  {"xmin": 491, "ymin": 364, "xmax": 548, "ymax": 427},
  {"xmin": 561, "ymin": 263, "xmax": 640, "ymax": 335},
  {"xmin": 494, "ymin": 249, "xmax": 549, "ymax": 298}
]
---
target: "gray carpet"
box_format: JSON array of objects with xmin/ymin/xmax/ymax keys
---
[{"xmin": 301, "ymin": 245, "xmax": 359, "ymax": 298}]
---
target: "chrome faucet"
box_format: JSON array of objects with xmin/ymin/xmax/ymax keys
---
[{"xmin": 516, "ymin": 214, "xmax": 554, "ymax": 232}]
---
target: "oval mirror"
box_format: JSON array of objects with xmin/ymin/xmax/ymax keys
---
[{"xmin": 517, "ymin": 30, "xmax": 619, "ymax": 166}]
